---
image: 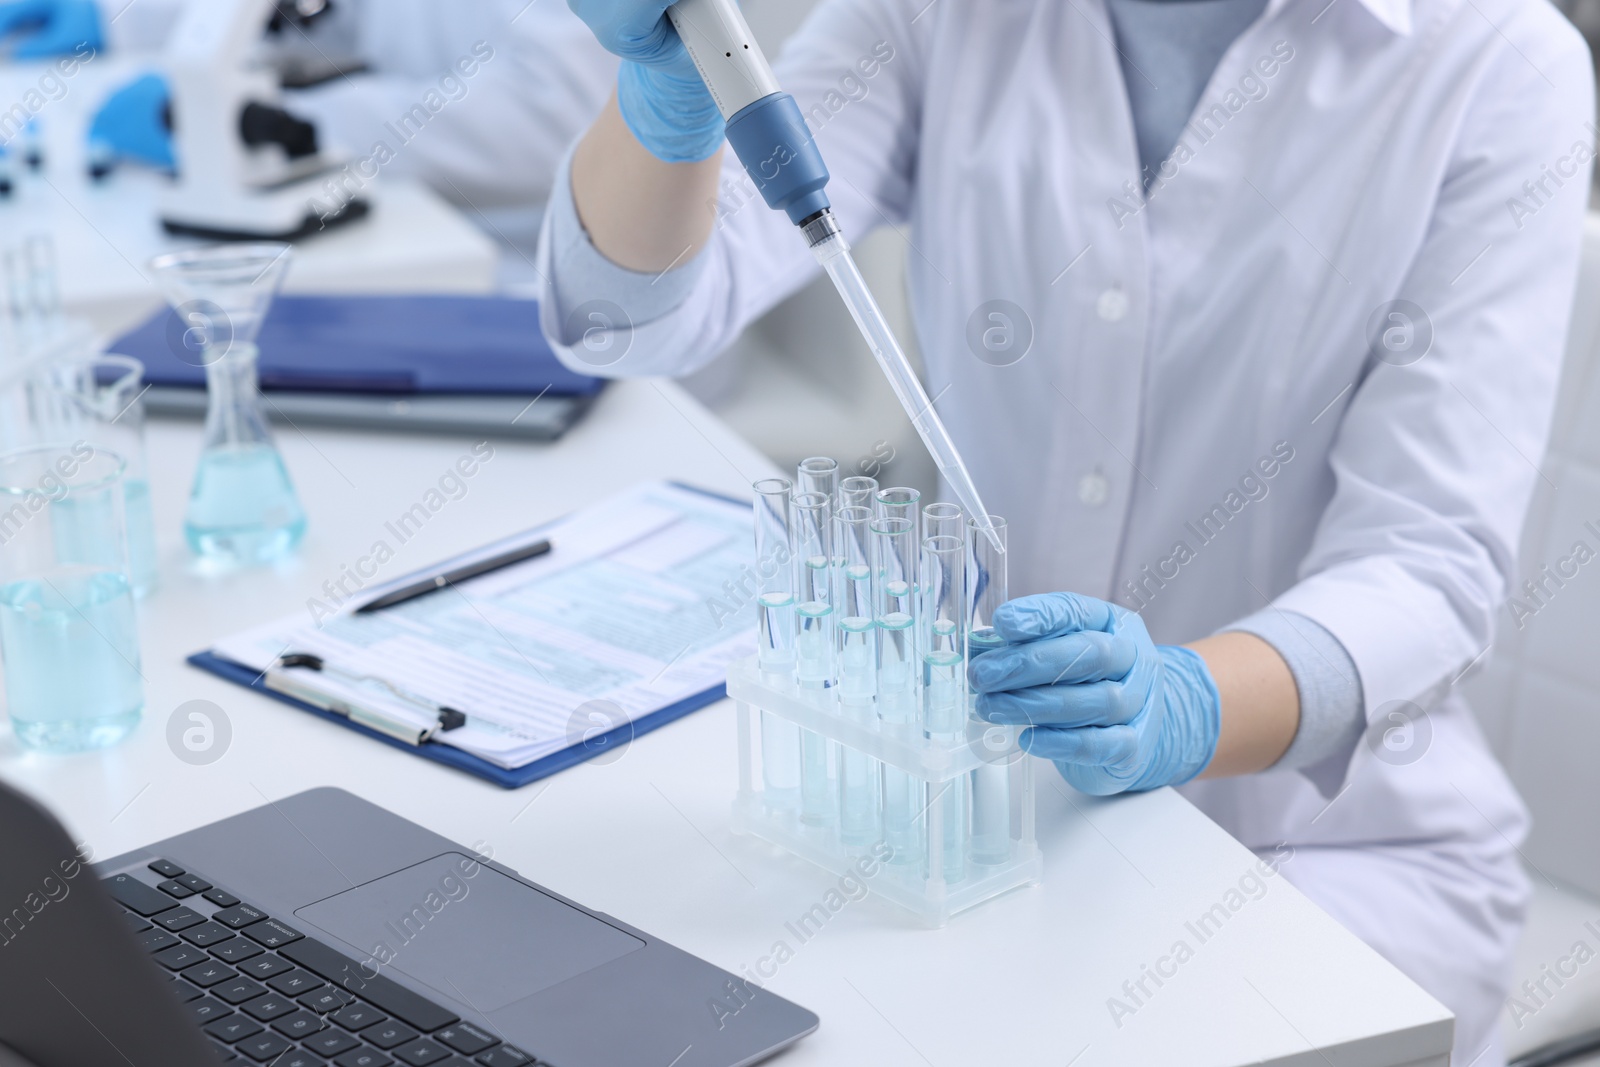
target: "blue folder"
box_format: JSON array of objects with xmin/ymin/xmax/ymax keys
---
[{"xmin": 112, "ymin": 295, "xmax": 605, "ymax": 398}]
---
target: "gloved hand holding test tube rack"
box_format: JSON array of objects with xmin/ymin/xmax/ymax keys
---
[{"xmin": 730, "ymin": 459, "xmax": 1041, "ymax": 926}]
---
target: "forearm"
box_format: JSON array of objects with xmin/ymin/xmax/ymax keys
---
[
  {"xmin": 570, "ymin": 93, "xmax": 723, "ymax": 272},
  {"xmin": 1188, "ymin": 631, "xmax": 1298, "ymax": 778}
]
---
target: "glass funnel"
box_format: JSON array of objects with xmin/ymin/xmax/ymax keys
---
[{"xmin": 149, "ymin": 244, "xmax": 306, "ymax": 565}]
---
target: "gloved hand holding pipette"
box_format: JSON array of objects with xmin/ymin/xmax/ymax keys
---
[
  {"xmin": 969, "ymin": 593, "xmax": 1222, "ymax": 795},
  {"xmin": 566, "ymin": 0, "xmax": 723, "ymax": 163},
  {"xmin": 561, "ymin": 0, "xmax": 1005, "ymax": 554}
]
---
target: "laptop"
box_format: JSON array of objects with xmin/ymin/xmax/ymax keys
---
[{"xmin": 0, "ymin": 782, "xmax": 817, "ymax": 1067}]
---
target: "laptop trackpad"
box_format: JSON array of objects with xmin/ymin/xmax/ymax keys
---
[{"xmin": 296, "ymin": 853, "xmax": 644, "ymax": 1013}]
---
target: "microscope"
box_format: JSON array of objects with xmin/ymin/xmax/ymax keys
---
[{"xmin": 157, "ymin": 0, "xmax": 367, "ymax": 241}]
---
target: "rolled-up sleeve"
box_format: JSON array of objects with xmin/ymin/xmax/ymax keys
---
[
  {"xmin": 536, "ymin": 0, "xmax": 931, "ymax": 379},
  {"xmin": 1273, "ymin": 28, "xmax": 1594, "ymax": 726}
]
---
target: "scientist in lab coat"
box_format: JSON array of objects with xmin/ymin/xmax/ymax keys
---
[{"xmin": 535, "ymin": 0, "xmax": 1594, "ymax": 1062}]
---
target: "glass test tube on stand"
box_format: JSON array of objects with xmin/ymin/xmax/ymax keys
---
[
  {"xmin": 795, "ymin": 458, "xmax": 839, "ymax": 829},
  {"xmin": 792, "ymin": 490, "xmax": 836, "ymax": 827},
  {"xmin": 967, "ymin": 515, "xmax": 1013, "ymax": 865},
  {"xmin": 921, "ymin": 531, "xmax": 969, "ymax": 885},
  {"xmin": 753, "ymin": 478, "xmax": 801, "ymax": 816},
  {"xmin": 872, "ymin": 485, "xmax": 921, "ymax": 865},
  {"xmin": 834, "ymin": 503, "xmax": 880, "ymax": 847}
]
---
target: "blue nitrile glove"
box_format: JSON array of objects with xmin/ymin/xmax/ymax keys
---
[
  {"xmin": 88, "ymin": 73, "xmax": 174, "ymax": 173},
  {"xmin": 566, "ymin": 0, "xmax": 724, "ymax": 162},
  {"xmin": 0, "ymin": 0, "xmax": 102, "ymax": 58},
  {"xmin": 969, "ymin": 592, "xmax": 1222, "ymax": 795}
]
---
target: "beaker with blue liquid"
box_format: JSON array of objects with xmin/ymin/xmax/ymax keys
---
[
  {"xmin": 149, "ymin": 244, "xmax": 305, "ymax": 566},
  {"xmin": 0, "ymin": 444, "xmax": 143, "ymax": 752}
]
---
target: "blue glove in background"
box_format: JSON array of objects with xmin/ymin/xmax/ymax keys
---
[
  {"xmin": 566, "ymin": 0, "xmax": 724, "ymax": 163},
  {"xmin": 970, "ymin": 592, "xmax": 1222, "ymax": 795},
  {"xmin": 89, "ymin": 73, "xmax": 174, "ymax": 172},
  {"xmin": 0, "ymin": 0, "xmax": 102, "ymax": 58}
]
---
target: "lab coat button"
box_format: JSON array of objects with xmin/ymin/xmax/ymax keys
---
[
  {"xmin": 1078, "ymin": 470, "xmax": 1110, "ymax": 507},
  {"xmin": 1097, "ymin": 288, "xmax": 1129, "ymax": 322}
]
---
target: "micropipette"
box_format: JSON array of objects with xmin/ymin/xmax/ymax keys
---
[{"xmin": 665, "ymin": 0, "xmax": 1005, "ymax": 555}]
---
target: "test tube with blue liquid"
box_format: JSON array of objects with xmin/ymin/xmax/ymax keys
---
[
  {"xmin": 792, "ymin": 492, "xmax": 836, "ymax": 689},
  {"xmin": 967, "ymin": 514, "xmax": 1014, "ymax": 865},
  {"xmin": 921, "ymin": 532, "xmax": 969, "ymax": 884},
  {"xmin": 834, "ymin": 503, "xmax": 880, "ymax": 848},
  {"xmin": 872, "ymin": 487, "xmax": 921, "ymax": 864},
  {"xmin": 795, "ymin": 458, "xmax": 838, "ymax": 828},
  {"xmin": 753, "ymin": 478, "xmax": 801, "ymax": 816}
]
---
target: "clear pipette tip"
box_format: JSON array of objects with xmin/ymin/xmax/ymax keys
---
[{"xmin": 805, "ymin": 216, "xmax": 1005, "ymax": 555}]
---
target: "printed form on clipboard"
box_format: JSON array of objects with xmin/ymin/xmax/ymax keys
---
[{"xmin": 210, "ymin": 482, "xmax": 755, "ymax": 770}]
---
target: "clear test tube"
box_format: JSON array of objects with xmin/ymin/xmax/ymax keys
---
[
  {"xmin": 871, "ymin": 516, "xmax": 918, "ymax": 720},
  {"xmin": 834, "ymin": 505, "xmax": 876, "ymax": 699},
  {"xmin": 754, "ymin": 479, "xmax": 797, "ymax": 677},
  {"xmin": 792, "ymin": 492, "xmax": 836, "ymax": 690},
  {"xmin": 875, "ymin": 486, "xmax": 922, "ymax": 653},
  {"xmin": 922, "ymin": 534, "xmax": 969, "ymax": 884},
  {"xmin": 753, "ymin": 478, "xmax": 801, "ymax": 817},
  {"xmin": 966, "ymin": 514, "xmax": 1009, "ymax": 654},
  {"xmin": 874, "ymin": 486, "xmax": 921, "ymax": 530},
  {"xmin": 798, "ymin": 456, "xmax": 840, "ymax": 501},
  {"xmin": 839, "ymin": 475, "xmax": 878, "ymax": 510},
  {"xmin": 966, "ymin": 514, "xmax": 1011, "ymax": 865},
  {"xmin": 921, "ymin": 535, "xmax": 968, "ymax": 738},
  {"xmin": 835, "ymin": 505, "xmax": 880, "ymax": 847},
  {"xmin": 872, "ymin": 515, "xmax": 920, "ymax": 864},
  {"xmin": 24, "ymin": 235, "xmax": 58, "ymax": 328},
  {"xmin": 793, "ymin": 493, "xmax": 835, "ymax": 829},
  {"xmin": 923, "ymin": 501, "xmax": 964, "ymax": 541}
]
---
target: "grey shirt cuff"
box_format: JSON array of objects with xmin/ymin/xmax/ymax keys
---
[
  {"xmin": 1223, "ymin": 609, "xmax": 1365, "ymax": 797},
  {"xmin": 545, "ymin": 151, "xmax": 707, "ymax": 344}
]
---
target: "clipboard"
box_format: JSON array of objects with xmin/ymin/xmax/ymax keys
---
[
  {"xmin": 186, "ymin": 649, "xmax": 727, "ymax": 789},
  {"xmin": 188, "ymin": 482, "xmax": 750, "ymax": 790}
]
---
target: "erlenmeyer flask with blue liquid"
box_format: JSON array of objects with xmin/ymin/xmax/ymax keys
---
[{"xmin": 150, "ymin": 244, "xmax": 305, "ymax": 565}]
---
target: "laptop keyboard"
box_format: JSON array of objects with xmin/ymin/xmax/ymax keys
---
[{"xmin": 104, "ymin": 859, "xmax": 543, "ymax": 1067}]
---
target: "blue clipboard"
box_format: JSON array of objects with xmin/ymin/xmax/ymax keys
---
[
  {"xmin": 185, "ymin": 483, "xmax": 747, "ymax": 790},
  {"xmin": 185, "ymin": 650, "xmax": 725, "ymax": 790}
]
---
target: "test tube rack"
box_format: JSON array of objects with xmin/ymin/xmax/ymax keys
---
[
  {"xmin": 729, "ymin": 660, "xmax": 1042, "ymax": 926},
  {"xmin": 731, "ymin": 460, "xmax": 1041, "ymax": 927}
]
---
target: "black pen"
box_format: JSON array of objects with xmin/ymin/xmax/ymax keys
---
[{"xmin": 354, "ymin": 538, "xmax": 553, "ymax": 613}]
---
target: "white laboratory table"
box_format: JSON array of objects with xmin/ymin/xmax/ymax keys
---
[
  {"xmin": 0, "ymin": 381, "xmax": 1453, "ymax": 1067},
  {"xmin": 0, "ymin": 56, "xmax": 497, "ymax": 338}
]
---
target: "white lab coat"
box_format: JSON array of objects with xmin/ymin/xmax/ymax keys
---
[{"xmin": 536, "ymin": 0, "xmax": 1595, "ymax": 1061}]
